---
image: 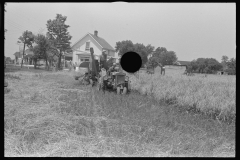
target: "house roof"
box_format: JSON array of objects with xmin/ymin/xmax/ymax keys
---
[
  {"xmin": 89, "ymin": 33, "xmax": 115, "ymax": 51},
  {"xmin": 14, "ymin": 52, "xmax": 22, "ymax": 57},
  {"xmin": 72, "ymin": 32, "xmax": 115, "ymax": 51},
  {"xmin": 177, "ymin": 61, "xmax": 191, "ymax": 66}
]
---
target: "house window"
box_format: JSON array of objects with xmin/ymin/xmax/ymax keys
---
[
  {"xmin": 81, "ymin": 58, "xmax": 90, "ymax": 62},
  {"xmin": 85, "ymin": 42, "xmax": 90, "ymax": 51},
  {"xmin": 79, "ymin": 56, "xmax": 90, "ymax": 62}
]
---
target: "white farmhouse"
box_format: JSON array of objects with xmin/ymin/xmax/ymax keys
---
[{"xmin": 71, "ymin": 31, "xmax": 118, "ymax": 65}]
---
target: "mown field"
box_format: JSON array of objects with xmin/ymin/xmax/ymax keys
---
[{"xmin": 4, "ymin": 66, "xmax": 235, "ymax": 157}]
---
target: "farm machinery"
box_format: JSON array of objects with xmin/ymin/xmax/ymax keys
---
[
  {"xmin": 99, "ymin": 70, "xmax": 131, "ymax": 94},
  {"xmin": 74, "ymin": 47, "xmax": 100, "ymax": 87},
  {"xmin": 74, "ymin": 47, "xmax": 131, "ymax": 94}
]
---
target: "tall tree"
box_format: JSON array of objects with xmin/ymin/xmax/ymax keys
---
[
  {"xmin": 17, "ymin": 30, "xmax": 35, "ymax": 68},
  {"xmin": 115, "ymin": 40, "xmax": 135, "ymax": 57},
  {"xmin": 46, "ymin": 14, "xmax": 72, "ymax": 70}
]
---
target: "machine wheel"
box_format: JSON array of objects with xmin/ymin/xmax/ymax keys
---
[
  {"xmin": 79, "ymin": 78, "xmax": 84, "ymax": 85},
  {"xmin": 122, "ymin": 87, "xmax": 127, "ymax": 95},
  {"xmin": 117, "ymin": 87, "xmax": 121, "ymax": 94}
]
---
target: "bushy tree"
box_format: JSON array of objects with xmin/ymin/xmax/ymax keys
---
[
  {"xmin": 115, "ymin": 41, "xmax": 156, "ymax": 67},
  {"xmin": 188, "ymin": 58, "xmax": 222, "ymax": 74},
  {"xmin": 46, "ymin": 14, "xmax": 72, "ymax": 70},
  {"xmin": 152, "ymin": 47, "xmax": 177, "ymax": 66},
  {"xmin": 225, "ymin": 57, "xmax": 236, "ymax": 75},
  {"xmin": 33, "ymin": 34, "xmax": 55, "ymax": 70},
  {"xmin": 220, "ymin": 55, "xmax": 236, "ymax": 75},
  {"xmin": 146, "ymin": 56, "xmax": 159, "ymax": 69},
  {"xmin": 115, "ymin": 40, "xmax": 135, "ymax": 57}
]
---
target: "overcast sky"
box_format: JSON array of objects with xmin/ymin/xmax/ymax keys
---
[{"xmin": 5, "ymin": 2, "xmax": 236, "ymax": 61}]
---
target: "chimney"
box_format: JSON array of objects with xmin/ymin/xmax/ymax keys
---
[{"xmin": 94, "ymin": 30, "xmax": 98, "ymax": 37}]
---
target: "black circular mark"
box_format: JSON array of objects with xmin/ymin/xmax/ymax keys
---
[{"xmin": 120, "ymin": 52, "xmax": 142, "ymax": 73}]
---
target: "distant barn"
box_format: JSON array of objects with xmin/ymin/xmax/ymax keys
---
[
  {"xmin": 216, "ymin": 71, "xmax": 229, "ymax": 75},
  {"xmin": 165, "ymin": 61, "xmax": 191, "ymax": 70}
]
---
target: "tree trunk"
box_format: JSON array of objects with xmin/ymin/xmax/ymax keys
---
[
  {"xmin": 58, "ymin": 51, "xmax": 62, "ymax": 71},
  {"xmin": 21, "ymin": 43, "xmax": 26, "ymax": 68},
  {"xmin": 45, "ymin": 58, "xmax": 49, "ymax": 70},
  {"xmin": 34, "ymin": 59, "xmax": 37, "ymax": 69},
  {"xmin": 48, "ymin": 59, "xmax": 52, "ymax": 71}
]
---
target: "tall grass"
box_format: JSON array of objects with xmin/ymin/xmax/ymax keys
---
[
  {"xmin": 128, "ymin": 68, "xmax": 236, "ymax": 123},
  {"xmin": 4, "ymin": 69, "xmax": 235, "ymax": 157}
]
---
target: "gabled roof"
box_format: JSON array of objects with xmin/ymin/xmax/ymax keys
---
[
  {"xmin": 72, "ymin": 32, "xmax": 115, "ymax": 51},
  {"xmin": 89, "ymin": 33, "xmax": 115, "ymax": 51},
  {"xmin": 14, "ymin": 52, "xmax": 22, "ymax": 57},
  {"xmin": 177, "ymin": 61, "xmax": 191, "ymax": 66}
]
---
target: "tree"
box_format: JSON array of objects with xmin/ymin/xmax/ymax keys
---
[
  {"xmin": 221, "ymin": 55, "xmax": 229, "ymax": 71},
  {"xmin": 221, "ymin": 55, "xmax": 229, "ymax": 63},
  {"xmin": 225, "ymin": 57, "xmax": 236, "ymax": 75},
  {"xmin": 152, "ymin": 47, "xmax": 177, "ymax": 66},
  {"xmin": 133, "ymin": 43, "xmax": 148, "ymax": 67},
  {"xmin": 195, "ymin": 58, "xmax": 206, "ymax": 73},
  {"xmin": 17, "ymin": 30, "xmax": 35, "ymax": 68},
  {"xmin": 46, "ymin": 14, "xmax": 72, "ymax": 70},
  {"xmin": 146, "ymin": 56, "xmax": 159, "ymax": 69},
  {"xmin": 31, "ymin": 45, "xmax": 41, "ymax": 69},
  {"xmin": 115, "ymin": 40, "xmax": 135, "ymax": 57},
  {"xmin": 187, "ymin": 60, "xmax": 198, "ymax": 72},
  {"xmin": 205, "ymin": 58, "xmax": 222, "ymax": 73},
  {"xmin": 188, "ymin": 58, "xmax": 222, "ymax": 74},
  {"xmin": 145, "ymin": 44, "xmax": 155, "ymax": 54},
  {"xmin": 33, "ymin": 34, "xmax": 54, "ymax": 70}
]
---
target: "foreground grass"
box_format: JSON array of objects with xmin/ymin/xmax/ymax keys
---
[
  {"xmin": 4, "ymin": 68, "xmax": 235, "ymax": 157},
  {"xmin": 129, "ymin": 67, "xmax": 236, "ymax": 124}
]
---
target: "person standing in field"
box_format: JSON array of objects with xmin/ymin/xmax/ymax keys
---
[
  {"xmin": 161, "ymin": 66, "xmax": 165, "ymax": 75},
  {"xmin": 100, "ymin": 51, "xmax": 108, "ymax": 71}
]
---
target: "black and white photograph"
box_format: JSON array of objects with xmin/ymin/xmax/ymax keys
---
[{"xmin": 4, "ymin": 2, "xmax": 235, "ymax": 157}]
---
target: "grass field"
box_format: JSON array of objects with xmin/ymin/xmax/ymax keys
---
[
  {"xmin": 129, "ymin": 67, "xmax": 236, "ymax": 124},
  {"xmin": 4, "ymin": 65, "xmax": 235, "ymax": 157}
]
